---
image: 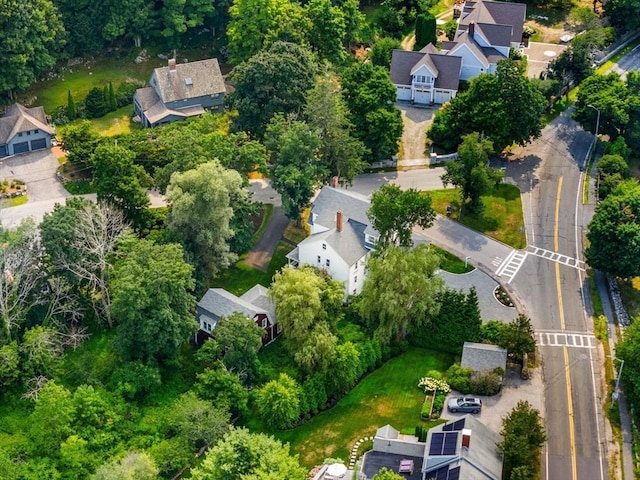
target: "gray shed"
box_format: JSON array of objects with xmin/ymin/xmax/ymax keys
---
[{"xmin": 460, "ymin": 342, "xmax": 507, "ymax": 373}]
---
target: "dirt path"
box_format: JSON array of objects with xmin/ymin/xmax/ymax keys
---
[{"xmin": 398, "ymin": 105, "xmax": 435, "ymax": 160}]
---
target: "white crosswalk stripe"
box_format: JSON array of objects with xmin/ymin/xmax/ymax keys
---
[
  {"xmin": 527, "ymin": 246, "xmax": 586, "ymax": 271},
  {"xmin": 537, "ymin": 331, "xmax": 597, "ymax": 349},
  {"xmin": 495, "ymin": 249, "xmax": 527, "ymax": 283}
]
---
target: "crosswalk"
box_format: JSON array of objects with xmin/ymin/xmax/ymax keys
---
[
  {"xmin": 526, "ymin": 246, "xmax": 586, "ymax": 271},
  {"xmin": 537, "ymin": 330, "xmax": 597, "ymax": 349},
  {"xmin": 495, "ymin": 250, "xmax": 528, "ymax": 283}
]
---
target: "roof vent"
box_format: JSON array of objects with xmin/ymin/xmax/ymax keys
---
[{"xmin": 185, "ymin": 77, "xmax": 193, "ymax": 86}]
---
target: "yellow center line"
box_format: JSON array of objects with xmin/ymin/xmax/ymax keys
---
[{"xmin": 555, "ymin": 176, "xmax": 577, "ymax": 480}]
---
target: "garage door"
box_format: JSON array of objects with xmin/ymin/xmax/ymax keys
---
[
  {"xmin": 30, "ymin": 138, "xmax": 47, "ymax": 150},
  {"xmin": 414, "ymin": 89, "xmax": 431, "ymax": 105},
  {"xmin": 13, "ymin": 142, "xmax": 29, "ymax": 154},
  {"xmin": 434, "ymin": 90, "xmax": 452, "ymax": 104},
  {"xmin": 396, "ymin": 86, "xmax": 411, "ymax": 101}
]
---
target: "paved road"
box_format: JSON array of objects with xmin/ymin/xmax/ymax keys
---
[{"xmin": 502, "ymin": 109, "xmax": 608, "ymax": 480}]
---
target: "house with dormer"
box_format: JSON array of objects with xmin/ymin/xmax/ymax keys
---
[
  {"xmin": 360, "ymin": 416, "xmax": 503, "ymax": 480},
  {"xmin": 286, "ymin": 185, "xmax": 378, "ymax": 298},
  {"xmin": 195, "ymin": 285, "xmax": 281, "ymax": 346},
  {"xmin": 390, "ymin": 0, "xmax": 526, "ymax": 105},
  {"xmin": 133, "ymin": 58, "xmax": 226, "ymax": 127}
]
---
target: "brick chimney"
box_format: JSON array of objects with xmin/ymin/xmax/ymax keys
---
[
  {"xmin": 336, "ymin": 211, "xmax": 343, "ymax": 232},
  {"xmin": 461, "ymin": 429, "xmax": 472, "ymax": 448},
  {"xmin": 168, "ymin": 58, "xmax": 177, "ymax": 72},
  {"xmin": 468, "ymin": 22, "xmax": 475, "ymax": 38},
  {"xmin": 331, "ymin": 176, "xmax": 339, "ymax": 188}
]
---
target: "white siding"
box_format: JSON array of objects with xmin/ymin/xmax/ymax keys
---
[
  {"xmin": 297, "ymin": 238, "xmax": 351, "ymax": 296},
  {"xmin": 396, "ymin": 85, "xmax": 412, "ymax": 101}
]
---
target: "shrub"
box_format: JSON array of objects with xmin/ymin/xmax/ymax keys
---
[
  {"xmin": 116, "ymin": 81, "xmax": 142, "ymax": 107},
  {"xmin": 445, "ymin": 364, "xmax": 472, "ymax": 393},
  {"xmin": 469, "ymin": 370, "xmax": 502, "ymax": 396},
  {"xmin": 111, "ymin": 362, "xmax": 161, "ymax": 402},
  {"xmin": 421, "ymin": 399, "xmax": 432, "ymax": 420}
]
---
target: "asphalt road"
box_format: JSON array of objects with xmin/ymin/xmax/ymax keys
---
[{"xmin": 504, "ymin": 109, "xmax": 608, "ymax": 480}]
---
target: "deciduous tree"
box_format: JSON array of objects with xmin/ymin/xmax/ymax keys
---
[
  {"xmin": 359, "ymin": 244, "xmax": 443, "ymax": 344},
  {"xmin": 596, "ymin": 154, "xmax": 629, "ymax": 200},
  {"xmin": 307, "ymin": 0, "xmax": 346, "ymax": 62},
  {"xmin": 211, "ymin": 312, "xmax": 264, "ymax": 383},
  {"xmin": 112, "ymin": 240, "xmax": 196, "ymax": 362},
  {"xmin": 92, "ymin": 452, "xmax": 159, "ymax": 480},
  {"xmin": 255, "ymin": 373, "xmax": 301, "ymax": 430},
  {"xmin": 441, "ymin": 132, "xmax": 503, "ymax": 213},
  {"xmin": 498, "ymin": 401, "xmax": 546, "ymax": 479},
  {"xmin": 191, "ymin": 428, "xmax": 306, "ymax": 480},
  {"xmin": 368, "ymin": 184, "xmax": 436, "ymax": 247},
  {"xmin": 195, "ymin": 368, "xmax": 250, "ymax": 419},
  {"xmin": 369, "ymin": 37, "xmax": 402, "ymax": 68},
  {"xmin": 585, "ymin": 179, "xmax": 640, "ymax": 278},
  {"xmin": 168, "ymin": 392, "xmax": 230, "ymax": 449}
]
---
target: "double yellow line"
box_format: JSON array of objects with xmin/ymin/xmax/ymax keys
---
[{"xmin": 554, "ymin": 176, "xmax": 578, "ymax": 480}]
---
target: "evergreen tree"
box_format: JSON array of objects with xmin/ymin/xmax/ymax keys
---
[
  {"xmin": 108, "ymin": 82, "xmax": 117, "ymax": 111},
  {"xmin": 66, "ymin": 89, "xmax": 76, "ymax": 120},
  {"xmin": 415, "ymin": 13, "xmax": 436, "ymax": 50}
]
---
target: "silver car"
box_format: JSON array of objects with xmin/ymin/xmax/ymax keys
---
[{"xmin": 447, "ymin": 396, "xmax": 482, "ymax": 414}]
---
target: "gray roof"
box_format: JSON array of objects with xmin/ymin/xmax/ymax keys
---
[
  {"xmin": 299, "ymin": 218, "xmax": 369, "ymax": 267},
  {"xmin": 197, "ymin": 287, "xmax": 267, "ymax": 322},
  {"xmin": 135, "ymin": 85, "xmax": 206, "ymax": 124},
  {"xmin": 461, "ymin": 342, "xmax": 508, "ymax": 372},
  {"xmin": 477, "ymin": 22, "xmax": 515, "ymax": 47},
  {"xmin": 0, "ymin": 103, "xmax": 54, "ymax": 144},
  {"xmin": 153, "ymin": 58, "xmax": 225, "ymax": 104},
  {"xmin": 362, "ymin": 452, "xmax": 423, "ymax": 480},
  {"xmin": 424, "ymin": 415, "xmax": 503, "ymax": 480},
  {"xmin": 460, "ymin": 0, "xmax": 526, "ymax": 43},
  {"xmin": 310, "ymin": 186, "xmax": 377, "ymax": 238},
  {"xmin": 390, "ymin": 50, "xmax": 427, "ymax": 85},
  {"xmin": 430, "ymin": 54, "xmax": 462, "ymax": 90},
  {"xmin": 240, "ymin": 284, "xmax": 276, "ymax": 326}
]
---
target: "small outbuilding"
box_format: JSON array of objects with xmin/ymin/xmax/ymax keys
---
[{"xmin": 461, "ymin": 342, "xmax": 507, "ymax": 373}]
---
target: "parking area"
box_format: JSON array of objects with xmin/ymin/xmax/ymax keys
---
[
  {"xmin": 397, "ymin": 103, "xmax": 436, "ymax": 161},
  {"xmin": 0, "ymin": 149, "xmax": 70, "ymax": 202},
  {"xmin": 525, "ymin": 41, "xmax": 569, "ymax": 79}
]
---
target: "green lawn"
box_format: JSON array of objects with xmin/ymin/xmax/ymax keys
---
[
  {"xmin": 275, "ymin": 348, "xmax": 453, "ymax": 468},
  {"xmin": 88, "ymin": 106, "xmax": 138, "ymax": 136},
  {"xmin": 432, "ymin": 245, "xmax": 474, "ymax": 274},
  {"xmin": 212, "ymin": 241, "xmax": 292, "ymax": 296},
  {"xmin": 428, "ymin": 183, "xmax": 525, "ymax": 249}
]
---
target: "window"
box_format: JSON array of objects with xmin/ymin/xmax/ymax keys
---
[
  {"xmin": 34, "ymin": 129, "xmax": 39, "ymax": 134},
  {"xmin": 317, "ymin": 255, "xmax": 321, "ymax": 263},
  {"xmin": 354, "ymin": 276, "xmax": 357, "ymax": 283},
  {"xmin": 261, "ymin": 318, "xmax": 268, "ymax": 328},
  {"xmin": 326, "ymin": 259, "xmax": 331, "ymax": 267},
  {"xmin": 353, "ymin": 289, "xmax": 357, "ymax": 295},
  {"xmin": 322, "ymin": 243, "xmax": 327, "ymax": 250},
  {"xmin": 27, "ymin": 130, "xmax": 31, "ymax": 135},
  {"xmin": 18, "ymin": 133, "xmax": 22, "ymax": 137}
]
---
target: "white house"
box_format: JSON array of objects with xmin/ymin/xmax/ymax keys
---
[
  {"xmin": 390, "ymin": 0, "xmax": 527, "ymax": 105},
  {"xmin": 286, "ymin": 186, "xmax": 377, "ymax": 297}
]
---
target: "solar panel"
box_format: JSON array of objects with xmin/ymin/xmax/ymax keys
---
[
  {"xmin": 435, "ymin": 467, "xmax": 448, "ymax": 480},
  {"xmin": 442, "ymin": 422, "xmax": 453, "ymax": 432},
  {"xmin": 429, "ymin": 432, "xmax": 445, "ymax": 455},
  {"xmin": 448, "ymin": 467, "xmax": 461, "ymax": 480},
  {"xmin": 452, "ymin": 418, "xmax": 465, "ymax": 431},
  {"xmin": 443, "ymin": 432, "xmax": 458, "ymax": 455}
]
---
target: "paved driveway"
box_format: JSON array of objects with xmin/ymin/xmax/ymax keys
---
[{"xmin": 0, "ymin": 150, "xmax": 70, "ymax": 202}]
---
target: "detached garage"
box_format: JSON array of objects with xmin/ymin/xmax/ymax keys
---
[
  {"xmin": 434, "ymin": 89, "xmax": 453, "ymax": 104},
  {"xmin": 0, "ymin": 103, "xmax": 54, "ymax": 157},
  {"xmin": 396, "ymin": 85, "xmax": 412, "ymax": 101}
]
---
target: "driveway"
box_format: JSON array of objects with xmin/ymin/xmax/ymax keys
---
[
  {"xmin": 397, "ymin": 104, "xmax": 436, "ymax": 161},
  {"xmin": 0, "ymin": 149, "xmax": 70, "ymax": 202}
]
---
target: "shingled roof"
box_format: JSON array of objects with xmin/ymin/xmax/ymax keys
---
[
  {"xmin": 0, "ymin": 104, "xmax": 54, "ymax": 144},
  {"xmin": 153, "ymin": 58, "xmax": 225, "ymax": 104}
]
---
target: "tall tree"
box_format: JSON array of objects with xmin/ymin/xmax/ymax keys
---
[
  {"xmin": 40, "ymin": 201, "xmax": 129, "ymax": 327},
  {"xmin": 265, "ymin": 115, "xmax": 323, "ymax": 222},
  {"xmin": 616, "ymin": 318, "xmax": 640, "ymax": 406},
  {"xmin": 574, "ymin": 73, "xmax": 630, "ymax": 140},
  {"xmin": 304, "ymin": 71, "xmax": 367, "ymax": 184},
  {"xmin": 255, "ymin": 373, "xmax": 301, "ymax": 430},
  {"xmin": 307, "ymin": 0, "xmax": 346, "ymax": 62},
  {"xmin": 112, "ymin": 240, "xmax": 196, "ymax": 362},
  {"xmin": 367, "ymin": 184, "xmax": 436, "ymax": 248},
  {"xmin": 191, "ymin": 428, "xmax": 306, "ymax": 480},
  {"xmin": 166, "ymin": 160, "xmax": 248, "ymax": 280},
  {"xmin": 359, "ymin": 244, "xmax": 444, "ymax": 344},
  {"xmin": 341, "ymin": 62, "xmax": 403, "ymax": 163},
  {"xmin": 92, "ymin": 144, "xmax": 151, "ymax": 230},
  {"xmin": 269, "ymin": 266, "xmax": 341, "ymax": 373},
  {"xmin": 441, "ymin": 132, "xmax": 503, "ymax": 213},
  {"xmin": 414, "ymin": 12, "xmax": 436, "ymax": 50},
  {"xmin": 59, "ymin": 121, "xmax": 102, "ymax": 168},
  {"xmin": 227, "ymin": 41, "xmax": 319, "ymax": 137},
  {"xmin": 585, "ymin": 179, "xmax": 640, "ymax": 278},
  {"xmin": 67, "ymin": 90, "xmax": 77, "ymax": 120},
  {"xmin": 168, "ymin": 392, "xmax": 230, "ymax": 449},
  {"xmin": 369, "ymin": 37, "xmax": 402, "ymax": 68},
  {"xmin": 0, "ymin": 0, "xmax": 66, "ymax": 99},
  {"xmin": 92, "ymin": 452, "xmax": 159, "ymax": 480},
  {"xmin": 498, "ymin": 401, "xmax": 546, "ymax": 479},
  {"xmin": 428, "ymin": 59, "xmax": 546, "ymax": 152},
  {"xmin": 596, "ymin": 154, "xmax": 630, "ymax": 200}
]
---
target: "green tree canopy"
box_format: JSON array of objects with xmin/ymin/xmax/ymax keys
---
[
  {"xmin": 255, "ymin": 373, "xmax": 301, "ymax": 430},
  {"xmin": 190, "ymin": 428, "xmax": 306, "ymax": 480},
  {"xmin": 227, "ymin": 41, "xmax": 319, "ymax": 137},
  {"xmin": 369, "ymin": 37, "xmax": 402, "ymax": 68},
  {"xmin": 112, "ymin": 240, "xmax": 196, "ymax": 362},
  {"xmin": 428, "ymin": 59, "xmax": 546, "ymax": 152},
  {"xmin": 168, "ymin": 391, "xmax": 230, "ymax": 449},
  {"xmin": 585, "ymin": 179, "xmax": 640, "ymax": 278},
  {"xmin": 92, "ymin": 452, "xmax": 159, "ymax": 480},
  {"xmin": 59, "ymin": 121, "xmax": 102, "ymax": 168},
  {"xmin": 596, "ymin": 154, "xmax": 630, "ymax": 200},
  {"xmin": 166, "ymin": 160, "xmax": 248, "ymax": 281},
  {"xmin": 441, "ymin": 132, "xmax": 503, "ymax": 213},
  {"xmin": 368, "ymin": 184, "xmax": 436, "ymax": 247},
  {"xmin": 341, "ymin": 61, "xmax": 403, "ymax": 163},
  {"xmin": 307, "ymin": 0, "xmax": 346, "ymax": 62},
  {"xmin": 359, "ymin": 244, "xmax": 444, "ymax": 344}
]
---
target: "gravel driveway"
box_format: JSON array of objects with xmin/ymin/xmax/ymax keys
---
[
  {"xmin": 0, "ymin": 150, "xmax": 70, "ymax": 202},
  {"xmin": 398, "ymin": 103, "xmax": 436, "ymax": 160}
]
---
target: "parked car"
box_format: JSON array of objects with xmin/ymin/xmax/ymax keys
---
[{"xmin": 447, "ymin": 396, "xmax": 482, "ymax": 414}]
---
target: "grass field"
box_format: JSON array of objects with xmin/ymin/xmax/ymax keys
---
[
  {"xmin": 432, "ymin": 245, "xmax": 474, "ymax": 274},
  {"xmin": 275, "ymin": 348, "xmax": 453, "ymax": 468},
  {"xmin": 89, "ymin": 106, "xmax": 138, "ymax": 136},
  {"xmin": 428, "ymin": 183, "xmax": 525, "ymax": 249}
]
